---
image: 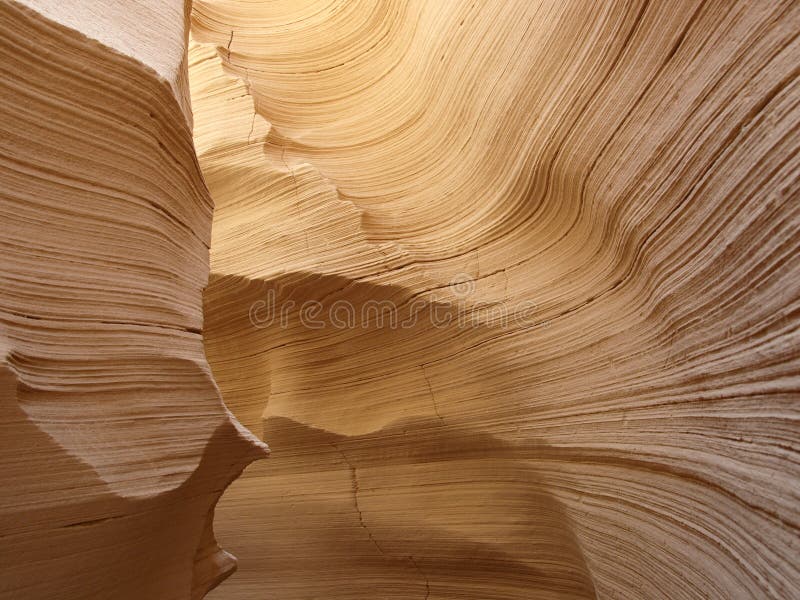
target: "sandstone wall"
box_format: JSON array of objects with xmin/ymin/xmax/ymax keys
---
[
  {"xmin": 191, "ymin": 1, "xmax": 800, "ymax": 598},
  {"xmin": 1, "ymin": 1, "xmax": 798, "ymax": 599}
]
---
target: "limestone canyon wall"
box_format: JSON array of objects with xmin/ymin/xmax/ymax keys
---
[{"xmin": 2, "ymin": 1, "xmax": 800, "ymax": 599}]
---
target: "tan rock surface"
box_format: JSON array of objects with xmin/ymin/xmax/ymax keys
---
[
  {"xmin": 1, "ymin": 0, "xmax": 798, "ymax": 599},
  {"xmin": 191, "ymin": 1, "xmax": 800, "ymax": 599},
  {"xmin": 0, "ymin": 2, "xmax": 266, "ymax": 598}
]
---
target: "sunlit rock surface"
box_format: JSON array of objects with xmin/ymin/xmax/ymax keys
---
[
  {"xmin": 190, "ymin": 1, "xmax": 800, "ymax": 599},
  {"xmin": 1, "ymin": 1, "xmax": 798, "ymax": 599}
]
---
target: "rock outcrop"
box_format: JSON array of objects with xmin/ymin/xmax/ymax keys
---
[
  {"xmin": 1, "ymin": 1, "xmax": 799, "ymax": 599},
  {"xmin": 191, "ymin": 1, "xmax": 800, "ymax": 599},
  {"xmin": 0, "ymin": 2, "xmax": 266, "ymax": 599}
]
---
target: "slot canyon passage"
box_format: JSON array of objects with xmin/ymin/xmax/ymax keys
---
[{"xmin": 1, "ymin": 0, "xmax": 800, "ymax": 599}]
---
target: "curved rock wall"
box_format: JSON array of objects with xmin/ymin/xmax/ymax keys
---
[
  {"xmin": 1, "ymin": 1, "xmax": 798, "ymax": 599},
  {"xmin": 0, "ymin": 2, "xmax": 266, "ymax": 599},
  {"xmin": 190, "ymin": 1, "xmax": 800, "ymax": 599}
]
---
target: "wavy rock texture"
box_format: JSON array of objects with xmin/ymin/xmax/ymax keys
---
[
  {"xmin": 1, "ymin": 0, "xmax": 798, "ymax": 599},
  {"xmin": 0, "ymin": 2, "xmax": 267, "ymax": 599},
  {"xmin": 190, "ymin": 1, "xmax": 800, "ymax": 599}
]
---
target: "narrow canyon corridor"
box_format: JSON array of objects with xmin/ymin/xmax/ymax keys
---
[{"xmin": 1, "ymin": 1, "xmax": 799, "ymax": 599}]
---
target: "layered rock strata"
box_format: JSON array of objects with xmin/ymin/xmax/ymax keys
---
[
  {"xmin": 190, "ymin": 1, "xmax": 800, "ymax": 599},
  {"xmin": 0, "ymin": 1, "xmax": 798, "ymax": 599},
  {"xmin": 0, "ymin": 2, "xmax": 266, "ymax": 598}
]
